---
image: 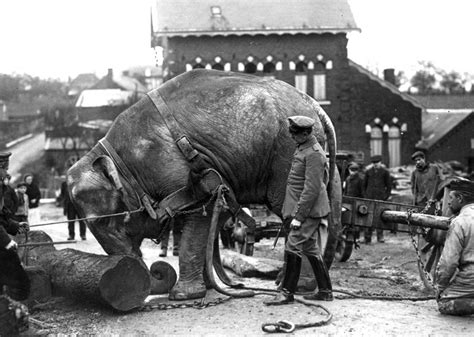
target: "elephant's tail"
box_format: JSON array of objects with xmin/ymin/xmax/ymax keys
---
[{"xmin": 315, "ymin": 106, "xmax": 337, "ymax": 192}]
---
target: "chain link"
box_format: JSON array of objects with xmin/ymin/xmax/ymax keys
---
[
  {"xmin": 407, "ymin": 199, "xmax": 441, "ymax": 291},
  {"xmin": 140, "ymin": 296, "xmax": 231, "ymax": 311}
]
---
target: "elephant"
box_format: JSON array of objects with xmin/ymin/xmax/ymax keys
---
[{"xmin": 67, "ymin": 69, "xmax": 341, "ymax": 301}]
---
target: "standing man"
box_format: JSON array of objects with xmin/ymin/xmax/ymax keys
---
[
  {"xmin": 435, "ymin": 179, "xmax": 474, "ymax": 315},
  {"xmin": 0, "ymin": 160, "xmax": 30, "ymax": 301},
  {"xmin": 410, "ymin": 151, "xmax": 442, "ymax": 207},
  {"xmin": 344, "ymin": 162, "xmax": 364, "ymax": 198},
  {"xmin": 363, "ymin": 155, "xmax": 391, "ymax": 243},
  {"xmin": 60, "ymin": 180, "xmax": 87, "ymax": 240},
  {"xmin": 265, "ymin": 116, "xmax": 333, "ymax": 305}
]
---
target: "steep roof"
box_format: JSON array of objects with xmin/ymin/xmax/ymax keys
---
[
  {"xmin": 91, "ymin": 73, "xmax": 148, "ymax": 93},
  {"xmin": 348, "ymin": 60, "xmax": 424, "ymax": 109},
  {"xmin": 412, "ymin": 94, "xmax": 474, "ymax": 112},
  {"xmin": 68, "ymin": 73, "xmax": 99, "ymax": 96},
  {"xmin": 416, "ymin": 111, "xmax": 472, "ymax": 149},
  {"xmin": 151, "ymin": 0, "xmax": 359, "ymax": 38}
]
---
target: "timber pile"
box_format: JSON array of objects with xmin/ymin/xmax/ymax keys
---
[{"xmin": 220, "ymin": 249, "xmax": 283, "ymax": 278}]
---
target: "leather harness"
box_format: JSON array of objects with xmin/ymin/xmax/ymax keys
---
[{"xmin": 93, "ymin": 90, "xmax": 256, "ymax": 243}]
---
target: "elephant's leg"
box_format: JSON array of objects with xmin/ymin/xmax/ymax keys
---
[{"xmin": 169, "ymin": 213, "xmax": 210, "ymax": 301}]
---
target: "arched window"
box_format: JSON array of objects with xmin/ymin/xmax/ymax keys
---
[
  {"xmin": 388, "ymin": 126, "xmax": 401, "ymax": 167},
  {"xmin": 313, "ymin": 61, "xmax": 326, "ymax": 100},
  {"xmin": 212, "ymin": 56, "xmax": 224, "ymax": 71},
  {"xmin": 244, "ymin": 62, "xmax": 257, "ymax": 73},
  {"xmin": 263, "ymin": 55, "xmax": 276, "ymax": 76},
  {"xmin": 294, "ymin": 56, "xmax": 308, "ymax": 93},
  {"xmin": 193, "ymin": 57, "xmax": 205, "ymax": 69},
  {"xmin": 370, "ymin": 126, "xmax": 383, "ymax": 157}
]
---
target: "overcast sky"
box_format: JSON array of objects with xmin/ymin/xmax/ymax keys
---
[{"xmin": 0, "ymin": 0, "xmax": 473, "ymax": 80}]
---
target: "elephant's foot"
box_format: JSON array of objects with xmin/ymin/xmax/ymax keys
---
[{"xmin": 168, "ymin": 280, "xmax": 207, "ymax": 301}]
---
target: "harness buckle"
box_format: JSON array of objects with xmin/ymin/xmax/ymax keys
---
[{"xmin": 165, "ymin": 207, "xmax": 175, "ymax": 218}]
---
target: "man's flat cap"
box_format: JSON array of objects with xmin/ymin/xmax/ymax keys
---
[
  {"xmin": 288, "ymin": 116, "xmax": 315, "ymax": 128},
  {"xmin": 411, "ymin": 151, "xmax": 425, "ymax": 161},
  {"xmin": 448, "ymin": 179, "xmax": 474, "ymax": 195},
  {"xmin": 370, "ymin": 155, "xmax": 382, "ymax": 163},
  {"xmin": 0, "ymin": 152, "xmax": 11, "ymax": 170},
  {"xmin": 348, "ymin": 162, "xmax": 359, "ymax": 170}
]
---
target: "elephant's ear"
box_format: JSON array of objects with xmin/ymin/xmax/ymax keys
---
[{"xmin": 92, "ymin": 156, "xmax": 124, "ymax": 191}]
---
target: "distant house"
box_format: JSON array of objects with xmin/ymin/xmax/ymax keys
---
[
  {"xmin": 45, "ymin": 69, "xmax": 149, "ymax": 171},
  {"xmin": 151, "ymin": 0, "xmax": 423, "ymax": 166},
  {"xmin": 124, "ymin": 65, "xmax": 163, "ymax": 91},
  {"xmin": 414, "ymin": 95, "xmax": 474, "ymax": 172},
  {"xmin": 67, "ymin": 73, "xmax": 99, "ymax": 97}
]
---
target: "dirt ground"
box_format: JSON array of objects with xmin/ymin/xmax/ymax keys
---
[{"xmin": 21, "ymin": 202, "xmax": 474, "ymax": 336}]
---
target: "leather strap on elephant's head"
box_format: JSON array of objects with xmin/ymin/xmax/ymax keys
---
[{"xmin": 91, "ymin": 139, "xmax": 158, "ymax": 220}]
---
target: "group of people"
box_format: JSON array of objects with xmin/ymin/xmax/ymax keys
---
[
  {"xmin": 2, "ymin": 116, "xmax": 474, "ymax": 320},
  {"xmin": 0, "ymin": 152, "xmax": 41, "ymax": 302},
  {"xmin": 343, "ymin": 150, "xmax": 444, "ymax": 243},
  {"xmin": 264, "ymin": 116, "xmax": 474, "ymax": 318}
]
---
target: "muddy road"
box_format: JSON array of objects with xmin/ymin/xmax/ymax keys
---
[{"xmin": 23, "ymin": 203, "xmax": 474, "ymax": 336}]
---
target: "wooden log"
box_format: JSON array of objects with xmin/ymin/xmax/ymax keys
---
[
  {"xmin": 381, "ymin": 211, "xmax": 450, "ymax": 230},
  {"xmin": 24, "ymin": 265, "xmax": 52, "ymax": 305},
  {"xmin": 36, "ymin": 249, "xmax": 150, "ymax": 311},
  {"xmin": 149, "ymin": 261, "xmax": 177, "ymax": 295},
  {"xmin": 220, "ymin": 249, "xmax": 283, "ymax": 278}
]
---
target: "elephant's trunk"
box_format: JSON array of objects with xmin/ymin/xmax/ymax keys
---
[{"xmin": 206, "ymin": 187, "xmax": 254, "ymax": 298}]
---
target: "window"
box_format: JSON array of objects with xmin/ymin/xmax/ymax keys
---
[
  {"xmin": 388, "ymin": 126, "xmax": 401, "ymax": 167},
  {"xmin": 244, "ymin": 62, "xmax": 257, "ymax": 74},
  {"xmin": 294, "ymin": 60, "xmax": 307, "ymax": 93},
  {"xmin": 370, "ymin": 126, "xmax": 383, "ymax": 156},
  {"xmin": 313, "ymin": 61, "xmax": 326, "ymax": 100},
  {"xmin": 313, "ymin": 74, "xmax": 326, "ymax": 100}
]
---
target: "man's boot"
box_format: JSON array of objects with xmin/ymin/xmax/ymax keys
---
[
  {"xmin": 264, "ymin": 252, "xmax": 301, "ymax": 306},
  {"xmin": 303, "ymin": 255, "xmax": 333, "ymax": 301}
]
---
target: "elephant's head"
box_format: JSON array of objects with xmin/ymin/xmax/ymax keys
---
[{"xmin": 67, "ymin": 152, "xmax": 157, "ymax": 257}]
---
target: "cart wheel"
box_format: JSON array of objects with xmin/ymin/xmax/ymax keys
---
[
  {"xmin": 335, "ymin": 238, "xmax": 353, "ymax": 262},
  {"xmin": 417, "ymin": 234, "xmax": 442, "ymax": 291}
]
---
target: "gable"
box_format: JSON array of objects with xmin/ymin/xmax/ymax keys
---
[
  {"xmin": 417, "ymin": 111, "xmax": 472, "ymax": 149},
  {"xmin": 152, "ymin": 0, "xmax": 359, "ymax": 37}
]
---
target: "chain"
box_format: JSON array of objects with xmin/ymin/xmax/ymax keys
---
[
  {"xmin": 139, "ymin": 296, "xmax": 231, "ymax": 311},
  {"xmin": 407, "ymin": 208, "xmax": 439, "ymax": 291}
]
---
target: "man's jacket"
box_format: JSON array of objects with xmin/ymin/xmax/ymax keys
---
[
  {"xmin": 436, "ymin": 204, "xmax": 474, "ymax": 297},
  {"xmin": 282, "ymin": 135, "xmax": 330, "ymax": 221}
]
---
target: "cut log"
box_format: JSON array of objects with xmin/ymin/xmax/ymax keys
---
[
  {"xmin": 36, "ymin": 249, "xmax": 150, "ymax": 311},
  {"xmin": 149, "ymin": 261, "xmax": 177, "ymax": 295},
  {"xmin": 24, "ymin": 265, "xmax": 52, "ymax": 305},
  {"xmin": 220, "ymin": 249, "xmax": 283, "ymax": 278}
]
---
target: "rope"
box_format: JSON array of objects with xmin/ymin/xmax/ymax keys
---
[{"xmin": 29, "ymin": 207, "xmax": 144, "ymax": 228}]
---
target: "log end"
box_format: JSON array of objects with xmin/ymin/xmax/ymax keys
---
[{"xmin": 98, "ymin": 256, "xmax": 150, "ymax": 312}]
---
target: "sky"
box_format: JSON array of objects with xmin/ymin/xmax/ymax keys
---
[{"xmin": 0, "ymin": 0, "xmax": 473, "ymax": 81}]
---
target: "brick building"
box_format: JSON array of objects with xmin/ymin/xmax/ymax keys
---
[
  {"xmin": 414, "ymin": 95, "xmax": 474, "ymax": 172},
  {"xmin": 151, "ymin": 0, "xmax": 423, "ymax": 166}
]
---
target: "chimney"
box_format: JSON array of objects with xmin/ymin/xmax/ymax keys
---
[
  {"xmin": 107, "ymin": 68, "xmax": 113, "ymax": 79},
  {"xmin": 383, "ymin": 68, "xmax": 396, "ymax": 85}
]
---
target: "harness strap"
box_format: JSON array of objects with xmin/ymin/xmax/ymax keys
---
[
  {"xmin": 146, "ymin": 90, "xmax": 257, "ymax": 234},
  {"xmin": 98, "ymin": 138, "xmax": 158, "ymax": 220}
]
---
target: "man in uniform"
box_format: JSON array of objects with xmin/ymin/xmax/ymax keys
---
[
  {"xmin": 435, "ymin": 179, "xmax": 474, "ymax": 316},
  {"xmin": 363, "ymin": 155, "xmax": 391, "ymax": 243},
  {"xmin": 265, "ymin": 116, "xmax": 333, "ymax": 305},
  {"xmin": 0, "ymin": 153, "xmax": 30, "ymax": 301},
  {"xmin": 410, "ymin": 151, "xmax": 441, "ymax": 207}
]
